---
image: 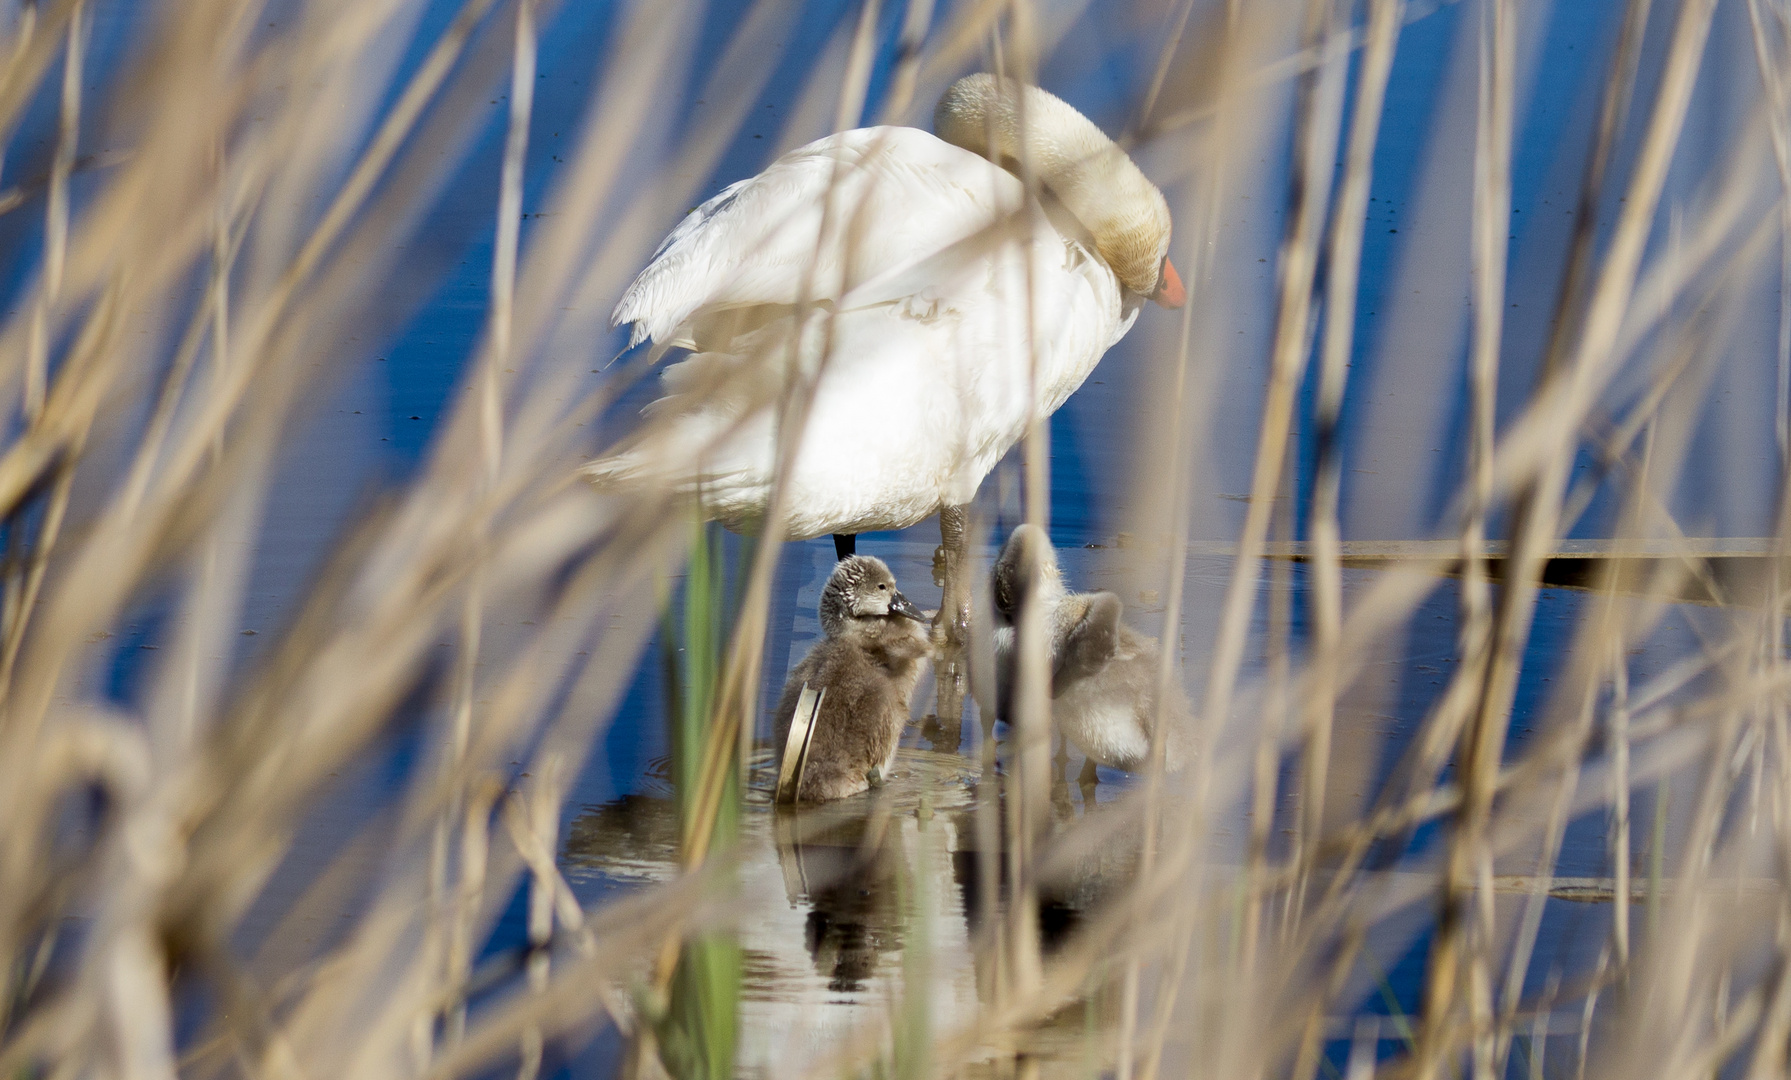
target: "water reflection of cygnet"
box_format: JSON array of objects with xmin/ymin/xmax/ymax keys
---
[
  {"xmin": 562, "ymin": 751, "xmax": 982, "ymax": 1074},
  {"xmin": 560, "ymin": 750, "xmax": 1141, "ymax": 1075},
  {"xmin": 775, "ymin": 803, "xmax": 909, "ymax": 992}
]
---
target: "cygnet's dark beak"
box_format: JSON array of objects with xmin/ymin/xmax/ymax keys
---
[{"xmin": 888, "ymin": 591, "xmax": 928, "ymax": 622}]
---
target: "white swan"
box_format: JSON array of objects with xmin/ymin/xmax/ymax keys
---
[{"xmin": 586, "ymin": 74, "xmax": 1182, "ymax": 544}]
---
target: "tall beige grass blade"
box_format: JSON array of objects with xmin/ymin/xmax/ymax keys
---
[
  {"xmin": 1201, "ymin": 0, "xmax": 1346, "ymax": 774},
  {"xmin": 1299, "ymin": 0, "xmax": 1404, "ymax": 943},
  {"xmin": 1414, "ymin": 0, "xmax": 1515, "ymax": 1074},
  {"xmin": 23, "ymin": 0, "xmax": 80, "ymax": 421}
]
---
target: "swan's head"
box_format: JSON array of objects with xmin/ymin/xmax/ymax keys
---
[
  {"xmin": 820, "ymin": 555, "xmax": 928, "ymax": 638},
  {"xmin": 992, "ymin": 524, "xmax": 1066, "ymax": 626},
  {"xmin": 935, "ymin": 74, "xmax": 1184, "ymax": 308}
]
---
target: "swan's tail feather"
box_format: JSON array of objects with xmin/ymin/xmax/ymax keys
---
[
  {"xmin": 578, "ymin": 453, "xmax": 646, "ymax": 491},
  {"xmin": 579, "ymin": 439, "xmax": 757, "ymax": 499},
  {"xmin": 580, "ymin": 446, "xmax": 767, "ymax": 539},
  {"xmin": 579, "ymin": 442, "xmax": 710, "ymax": 494},
  {"xmin": 601, "ymin": 330, "xmax": 682, "ymax": 373}
]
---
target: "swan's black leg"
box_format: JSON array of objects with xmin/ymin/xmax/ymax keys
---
[{"xmin": 832, "ymin": 533, "xmax": 856, "ymax": 560}]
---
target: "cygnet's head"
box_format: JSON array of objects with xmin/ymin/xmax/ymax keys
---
[
  {"xmin": 992, "ymin": 524, "xmax": 1065, "ymax": 626},
  {"xmin": 819, "ymin": 555, "xmax": 928, "ymax": 637}
]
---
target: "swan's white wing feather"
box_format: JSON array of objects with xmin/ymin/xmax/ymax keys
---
[
  {"xmin": 590, "ymin": 222, "xmax": 1128, "ymax": 538},
  {"xmin": 611, "ymin": 126, "xmax": 1025, "ymax": 347}
]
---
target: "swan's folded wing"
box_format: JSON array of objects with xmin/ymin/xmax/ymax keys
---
[{"xmin": 610, "ymin": 126, "xmax": 1024, "ymax": 347}]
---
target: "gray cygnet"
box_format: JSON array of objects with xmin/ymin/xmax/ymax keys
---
[
  {"xmin": 992, "ymin": 524, "xmax": 1190, "ymax": 785},
  {"xmin": 774, "ymin": 555, "xmax": 933, "ymax": 802}
]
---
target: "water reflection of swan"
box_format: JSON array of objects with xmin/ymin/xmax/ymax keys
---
[
  {"xmin": 585, "ymin": 74, "xmax": 1182, "ymax": 555},
  {"xmin": 772, "ymin": 556, "xmax": 931, "ymax": 802},
  {"xmin": 992, "ymin": 525, "xmax": 1192, "ymax": 786}
]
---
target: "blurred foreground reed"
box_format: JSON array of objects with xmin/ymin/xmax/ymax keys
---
[{"xmin": 2, "ymin": 0, "xmax": 1791, "ymax": 1077}]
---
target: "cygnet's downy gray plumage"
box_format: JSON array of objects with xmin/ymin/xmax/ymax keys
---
[
  {"xmin": 992, "ymin": 525, "xmax": 1190, "ymax": 783},
  {"xmin": 774, "ymin": 556, "xmax": 933, "ymax": 802}
]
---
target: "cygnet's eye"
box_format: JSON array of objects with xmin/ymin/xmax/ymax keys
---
[{"xmin": 878, "ymin": 583, "xmax": 888, "ymax": 591}]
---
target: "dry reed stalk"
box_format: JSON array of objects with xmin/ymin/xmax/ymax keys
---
[
  {"xmin": 0, "ymin": 0, "xmax": 38, "ymax": 157},
  {"xmin": 22, "ymin": 0, "xmax": 79, "ymax": 423},
  {"xmin": 1129, "ymin": 186, "xmax": 1202, "ymax": 1080},
  {"xmin": 1137, "ymin": 0, "xmax": 1199, "ymax": 130},
  {"xmin": 1535, "ymin": 0, "xmax": 1655, "ymax": 390},
  {"xmin": 1114, "ymin": 7, "xmax": 1303, "ymax": 1076},
  {"xmin": 1301, "ymin": 0, "xmax": 1404, "ymax": 907},
  {"xmin": 1124, "ymin": 10, "xmax": 1361, "ymax": 1080},
  {"xmin": 1281, "ymin": 214, "xmax": 1337, "ymax": 1080},
  {"xmin": 1136, "ymin": 37, "xmax": 1255, "ymax": 1080},
  {"xmin": 1744, "ymin": 0, "xmax": 1791, "ymax": 465},
  {"xmin": 1412, "ymin": 0, "xmax": 1516, "ymax": 1074},
  {"xmin": 1276, "ymin": 4, "xmax": 1395, "ymax": 986},
  {"xmin": 1200, "ymin": 0, "xmax": 1345, "ymax": 794},
  {"xmin": 1485, "ymin": 414, "xmax": 1673, "ymax": 1071},
  {"xmin": 1744, "ymin": 13, "xmax": 1791, "ymax": 1024},
  {"xmin": 486, "ymin": 15, "xmax": 539, "ymax": 1076},
  {"xmin": 0, "ymin": 0, "xmax": 76, "ymax": 178},
  {"xmin": 432, "ymin": 0, "xmax": 537, "ymax": 1055},
  {"xmin": 998, "ymin": 1, "xmax": 1057, "ymax": 1038}
]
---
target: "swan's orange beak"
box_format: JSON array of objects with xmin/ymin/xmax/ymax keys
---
[{"xmin": 1152, "ymin": 257, "xmax": 1185, "ymax": 308}]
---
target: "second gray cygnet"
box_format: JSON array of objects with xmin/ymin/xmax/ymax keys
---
[
  {"xmin": 774, "ymin": 555, "xmax": 933, "ymax": 802},
  {"xmin": 993, "ymin": 525, "xmax": 1191, "ymax": 785}
]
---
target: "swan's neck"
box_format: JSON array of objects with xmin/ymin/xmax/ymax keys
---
[{"xmin": 934, "ymin": 74, "xmax": 1170, "ymax": 297}]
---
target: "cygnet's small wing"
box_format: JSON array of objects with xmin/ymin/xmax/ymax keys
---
[{"xmin": 1054, "ymin": 592, "xmax": 1122, "ymax": 693}]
